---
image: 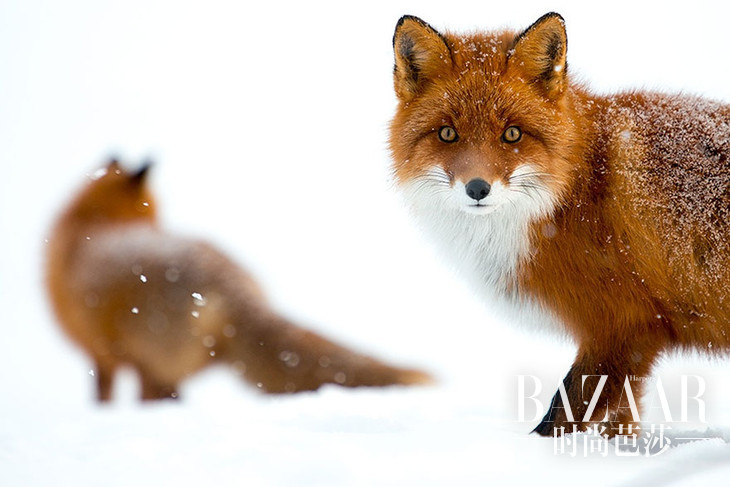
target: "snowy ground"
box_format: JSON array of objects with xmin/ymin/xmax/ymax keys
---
[{"xmin": 2, "ymin": 1, "xmax": 730, "ymax": 485}]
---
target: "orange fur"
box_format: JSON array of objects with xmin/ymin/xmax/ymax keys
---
[
  {"xmin": 46, "ymin": 160, "xmax": 431, "ymax": 401},
  {"xmin": 390, "ymin": 13, "xmax": 730, "ymax": 435}
]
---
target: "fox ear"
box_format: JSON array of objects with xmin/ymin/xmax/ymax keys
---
[
  {"xmin": 393, "ymin": 16, "xmax": 451, "ymax": 101},
  {"xmin": 107, "ymin": 158, "xmax": 121, "ymax": 171},
  {"xmin": 509, "ymin": 13, "xmax": 568, "ymax": 99},
  {"xmin": 130, "ymin": 160, "xmax": 152, "ymax": 184}
]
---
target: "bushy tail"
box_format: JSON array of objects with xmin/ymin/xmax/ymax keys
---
[{"xmin": 222, "ymin": 310, "xmax": 433, "ymax": 393}]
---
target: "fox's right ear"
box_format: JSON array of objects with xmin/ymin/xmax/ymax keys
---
[
  {"xmin": 130, "ymin": 160, "xmax": 153, "ymax": 184},
  {"xmin": 393, "ymin": 16, "xmax": 451, "ymax": 102},
  {"xmin": 107, "ymin": 158, "xmax": 121, "ymax": 171}
]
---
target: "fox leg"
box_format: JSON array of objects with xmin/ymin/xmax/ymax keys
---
[
  {"xmin": 532, "ymin": 333, "xmax": 664, "ymax": 437},
  {"xmin": 138, "ymin": 370, "xmax": 179, "ymax": 401},
  {"xmin": 94, "ymin": 360, "xmax": 115, "ymax": 403}
]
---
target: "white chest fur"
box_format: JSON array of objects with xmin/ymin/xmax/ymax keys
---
[
  {"xmin": 402, "ymin": 182, "xmax": 529, "ymax": 297},
  {"xmin": 399, "ymin": 167, "xmax": 565, "ymax": 334}
]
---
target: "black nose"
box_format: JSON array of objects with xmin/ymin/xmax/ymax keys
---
[{"xmin": 465, "ymin": 178, "xmax": 491, "ymax": 201}]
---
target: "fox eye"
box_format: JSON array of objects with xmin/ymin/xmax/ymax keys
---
[
  {"xmin": 438, "ymin": 126, "xmax": 458, "ymax": 143},
  {"xmin": 502, "ymin": 126, "xmax": 522, "ymax": 143}
]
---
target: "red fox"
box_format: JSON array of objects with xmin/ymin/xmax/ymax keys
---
[
  {"xmin": 390, "ymin": 13, "xmax": 730, "ymax": 436},
  {"xmin": 46, "ymin": 160, "xmax": 431, "ymax": 401}
]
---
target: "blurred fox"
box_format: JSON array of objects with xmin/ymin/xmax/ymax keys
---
[
  {"xmin": 46, "ymin": 160, "xmax": 430, "ymax": 401},
  {"xmin": 390, "ymin": 13, "xmax": 730, "ymax": 435}
]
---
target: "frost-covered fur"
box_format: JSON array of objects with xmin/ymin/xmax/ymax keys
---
[{"xmin": 389, "ymin": 12, "xmax": 730, "ymax": 437}]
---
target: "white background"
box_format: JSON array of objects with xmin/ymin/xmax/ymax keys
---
[{"xmin": 1, "ymin": 1, "xmax": 729, "ymax": 485}]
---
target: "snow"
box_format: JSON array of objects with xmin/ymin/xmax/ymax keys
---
[{"xmin": 2, "ymin": 1, "xmax": 730, "ymax": 485}]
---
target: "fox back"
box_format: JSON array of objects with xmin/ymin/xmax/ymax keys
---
[{"xmin": 389, "ymin": 13, "xmax": 730, "ymax": 435}]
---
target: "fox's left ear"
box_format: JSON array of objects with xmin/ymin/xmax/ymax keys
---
[{"xmin": 509, "ymin": 13, "xmax": 568, "ymax": 99}]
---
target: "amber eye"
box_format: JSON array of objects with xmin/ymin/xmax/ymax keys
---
[
  {"xmin": 438, "ymin": 126, "xmax": 458, "ymax": 143},
  {"xmin": 502, "ymin": 126, "xmax": 522, "ymax": 143}
]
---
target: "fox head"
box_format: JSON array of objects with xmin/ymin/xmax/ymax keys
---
[
  {"xmin": 64, "ymin": 159, "xmax": 157, "ymax": 226},
  {"xmin": 389, "ymin": 13, "xmax": 581, "ymax": 220}
]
